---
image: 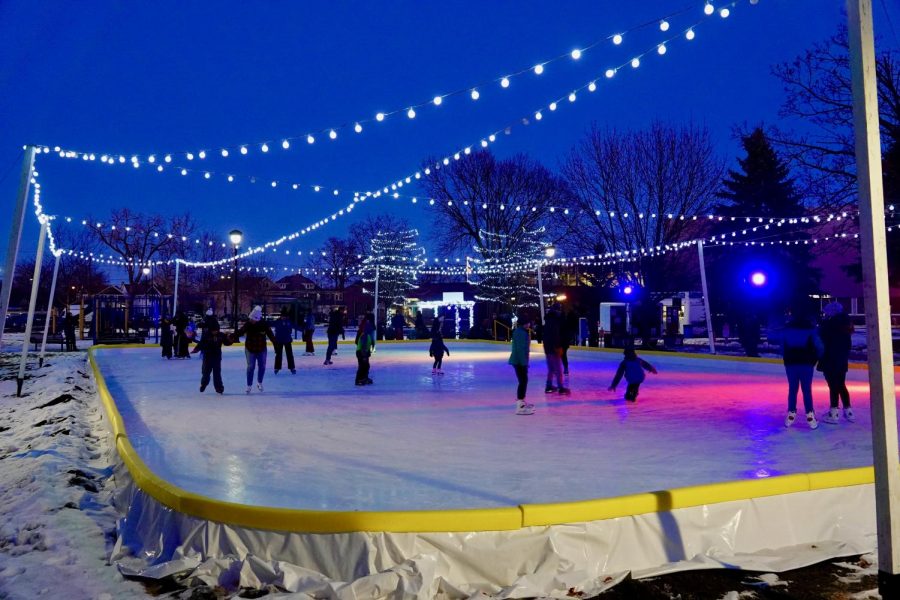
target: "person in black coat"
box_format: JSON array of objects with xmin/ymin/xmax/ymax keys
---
[
  {"xmin": 160, "ymin": 316, "xmax": 173, "ymax": 359},
  {"xmin": 543, "ymin": 304, "xmax": 569, "ymax": 395},
  {"xmin": 191, "ymin": 322, "xmax": 233, "ymax": 394},
  {"xmin": 62, "ymin": 309, "xmax": 77, "ymax": 351},
  {"xmin": 429, "ymin": 315, "xmax": 450, "ymax": 374},
  {"xmin": 324, "ymin": 307, "xmax": 345, "ymax": 365},
  {"xmin": 173, "ymin": 311, "xmax": 191, "ymax": 358},
  {"xmin": 818, "ymin": 301, "xmax": 855, "ymax": 423}
]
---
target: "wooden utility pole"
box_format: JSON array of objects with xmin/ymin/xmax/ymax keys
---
[{"xmin": 847, "ymin": 0, "xmax": 900, "ymax": 590}]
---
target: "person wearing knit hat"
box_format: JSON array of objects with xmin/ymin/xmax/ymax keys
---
[
  {"xmin": 272, "ymin": 306, "xmax": 296, "ymax": 374},
  {"xmin": 233, "ymin": 305, "xmax": 277, "ymax": 393},
  {"xmin": 818, "ymin": 301, "xmax": 855, "ymax": 423}
]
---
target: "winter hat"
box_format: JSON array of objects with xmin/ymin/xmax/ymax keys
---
[
  {"xmin": 823, "ymin": 301, "xmax": 844, "ymax": 318},
  {"xmin": 249, "ymin": 306, "xmax": 263, "ymax": 321},
  {"xmin": 206, "ymin": 308, "xmax": 213, "ymax": 316}
]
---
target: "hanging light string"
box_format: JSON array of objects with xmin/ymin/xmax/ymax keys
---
[
  {"xmin": 34, "ymin": 2, "xmax": 728, "ymax": 163},
  {"xmin": 33, "ymin": 0, "xmax": 750, "ymax": 255}
]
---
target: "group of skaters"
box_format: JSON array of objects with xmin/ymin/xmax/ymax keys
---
[{"xmin": 507, "ymin": 304, "xmax": 657, "ymax": 415}]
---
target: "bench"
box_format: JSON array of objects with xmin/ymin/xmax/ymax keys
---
[{"xmin": 30, "ymin": 333, "xmax": 66, "ymax": 351}]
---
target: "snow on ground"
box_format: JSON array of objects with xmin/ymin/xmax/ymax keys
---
[
  {"xmin": 96, "ymin": 341, "xmax": 900, "ymax": 512},
  {"xmin": 0, "ymin": 351, "xmax": 147, "ymax": 600}
]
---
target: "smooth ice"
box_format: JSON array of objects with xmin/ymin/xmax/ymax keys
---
[{"xmin": 95, "ymin": 342, "xmax": 900, "ymax": 512}]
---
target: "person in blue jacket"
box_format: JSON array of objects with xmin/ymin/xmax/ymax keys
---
[
  {"xmin": 608, "ymin": 347, "xmax": 657, "ymax": 402},
  {"xmin": 782, "ymin": 310, "xmax": 824, "ymax": 429},
  {"xmin": 303, "ymin": 311, "xmax": 316, "ymax": 356},
  {"xmin": 272, "ymin": 307, "xmax": 296, "ymax": 374}
]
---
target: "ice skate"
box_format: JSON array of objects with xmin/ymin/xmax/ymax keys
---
[
  {"xmin": 438, "ymin": 369, "xmax": 444, "ymax": 375},
  {"xmin": 558, "ymin": 387, "xmax": 571, "ymax": 395},
  {"xmin": 823, "ymin": 408, "xmax": 840, "ymax": 424},
  {"xmin": 200, "ymin": 385, "xmax": 206, "ymax": 393},
  {"xmin": 844, "ymin": 407, "xmax": 855, "ymax": 422},
  {"xmin": 365, "ymin": 378, "xmax": 373, "ymax": 385},
  {"xmin": 257, "ymin": 382, "xmax": 264, "ymax": 392},
  {"xmin": 291, "ymin": 369, "xmax": 296, "ymax": 374},
  {"xmin": 784, "ymin": 411, "xmax": 796, "ymax": 427},
  {"xmin": 432, "ymin": 368, "xmax": 437, "ymax": 375},
  {"xmin": 274, "ymin": 369, "xmax": 279, "ymax": 375},
  {"xmin": 545, "ymin": 385, "xmax": 557, "ymax": 393},
  {"xmin": 806, "ymin": 411, "xmax": 818, "ymax": 430},
  {"xmin": 516, "ymin": 400, "xmax": 535, "ymax": 415},
  {"xmin": 245, "ymin": 385, "xmax": 252, "ymax": 394}
]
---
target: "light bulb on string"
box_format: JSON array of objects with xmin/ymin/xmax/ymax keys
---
[
  {"xmin": 631, "ymin": 57, "xmax": 640, "ymax": 68},
  {"xmin": 588, "ymin": 81, "xmax": 597, "ymax": 92},
  {"xmin": 282, "ymin": 140, "xmax": 290, "ymax": 149},
  {"xmin": 186, "ymin": 153, "xmax": 194, "ymax": 160},
  {"xmin": 376, "ymin": 112, "xmax": 385, "ymax": 122},
  {"xmin": 407, "ymin": 107, "xmax": 416, "ymax": 119},
  {"xmin": 198, "ymin": 150, "xmax": 206, "ymax": 159},
  {"xmin": 686, "ymin": 28, "xmax": 695, "ymax": 40},
  {"xmin": 571, "ymin": 48, "xmax": 582, "ymax": 60},
  {"xmin": 261, "ymin": 143, "xmax": 269, "ymax": 152},
  {"xmin": 240, "ymin": 146, "xmax": 248, "ymax": 155},
  {"xmin": 354, "ymin": 123, "xmax": 363, "ymax": 133},
  {"xmin": 535, "ymin": 111, "xmax": 543, "ymax": 121},
  {"xmin": 605, "ymin": 69, "xmax": 615, "ymax": 78},
  {"xmin": 613, "ymin": 33, "xmax": 623, "ymax": 45},
  {"xmin": 534, "ymin": 64, "xmax": 544, "ymax": 75},
  {"xmin": 704, "ymin": 3, "xmax": 714, "ymax": 15},
  {"xmin": 568, "ymin": 92, "xmax": 576, "ymax": 102},
  {"xmin": 221, "ymin": 149, "xmax": 229, "ymax": 157},
  {"xmin": 658, "ymin": 43, "xmax": 667, "ymax": 55},
  {"xmin": 549, "ymin": 102, "xmax": 557, "ymax": 111},
  {"xmin": 433, "ymin": 95, "xmax": 443, "ymax": 105},
  {"xmin": 500, "ymin": 77, "xmax": 510, "ymax": 88},
  {"xmin": 719, "ymin": 7, "xmax": 730, "ymax": 18},
  {"xmin": 660, "ymin": 19, "xmax": 670, "ymax": 31}
]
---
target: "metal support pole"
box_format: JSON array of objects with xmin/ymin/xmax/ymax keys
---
[
  {"xmin": 373, "ymin": 264, "xmax": 380, "ymax": 330},
  {"xmin": 537, "ymin": 262, "xmax": 545, "ymax": 325},
  {"xmin": 38, "ymin": 251, "xmax": 60, "ymax": 367},
  {"xmin": 848, "ymin": 0, "xmax": 900, "ymax": 585},
  {"xmin": 697, "ymin": 241, "xmax": 716, "ymax": 354},
  {"xmin": 173, "ymin": 259, "xmax": 180, "ymax": 317},
  {"xmin": 0, "ymin": 146, "xmax": 36, "ymax": 348},
  {"xmin": 17, "ymin": 219, "xmax": 47, "ymax": 396}
]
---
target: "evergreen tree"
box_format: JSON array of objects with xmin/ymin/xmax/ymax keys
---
[{"xmin": 709, "ymin": 128, "xmax": 820, "ymax": 350}]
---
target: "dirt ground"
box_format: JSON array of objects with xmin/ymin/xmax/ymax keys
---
[{"xmin": 593, "ymin": 554, "xmax": 881, "ymax": 600}]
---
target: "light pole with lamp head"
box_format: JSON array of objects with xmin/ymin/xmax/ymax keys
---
[
  {"xmin": 229, "ymin": 229, "xmax": 243, "ymax": 328},
  {"xmin": 537, "ymin": 244, "xmax": 556, "ymax": 325}
]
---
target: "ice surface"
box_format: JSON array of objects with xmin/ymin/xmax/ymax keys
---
[{"xmin": 95, "ymin": 342, "xmax": 900, "ymax": 512}]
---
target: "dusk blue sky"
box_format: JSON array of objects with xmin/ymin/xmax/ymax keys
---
[{"xmin": 1, "ymin": 1, "xmax": 899, "ymax": 276}]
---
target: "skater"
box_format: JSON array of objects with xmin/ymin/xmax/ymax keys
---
[
  {"xmin": 160, "ymin": 316, "xmax": 173, "ymax": 359},
  {"xmin": 233, "ymin": 305, "xmax": 277, "ymax": 393},
  {"xmin": 415, "ymin": 312, "xmax": 427, "ymax": 339},
  {"xmin": 191, "ymin": 322, "xmax": 232, "ymax": 394},
  {"xmin": 608, "ymin": 347, "xmax": 657, "ymax": 402},
  {"xmin": 509, "ymin": 315, "xmax": 534, "ymax": 415},
  {"xmin": 201, "ymin": 307, "xmax": 219, "ymax": 336},
  {"xmin": 391, "ymin": 309, "xmax": 405, "ymax": 340},
  {"xmin": 781, "ymin": 309, "xmax": 824, "ymax": 429},
  {"xmin": 818, "ymin": 301, "xmax": 854, "ymax": 424},
  {"xmin": 355, "ymin": 312, "xmax": 376, "ymax": 386},
  {"xmin": 273, "ymin": 307, "xmax": 296, "ymax": 374},
  {"xmin": 62, "ymin": 309, "xmax": 77, "ymax": 351},
  {"xmin": 173, "ymin": 311, "xmax": 191, "ymax": 358},
  {"xmin": 560, "ymin": 309, "xmax": 574, "ymax": 376},
  {"xmin": 324, "ymin": 306, "xmax": 345, "ymax": 365},
  {"xmin": 303, "ymin": 311, "xmax": 316, "ymax": 355},
  {"xmin": 429, "ymin": 315, "xmax": 450, "ymax": 374},
  {"xmin": 543, "ymin": 304, "xmax": 570, "ymax": 395}
]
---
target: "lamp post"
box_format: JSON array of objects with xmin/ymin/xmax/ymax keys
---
[
  {"xmin": 537, "ymin": 244, "xmax": 556, "ymax": 325},
  {"xmin": 229, "ymin": 229, "xmax": 243, "ymax": 328}
]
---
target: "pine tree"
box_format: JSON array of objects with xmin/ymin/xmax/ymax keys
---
[
  {"xmin": 362, "ymin": 229, "xmax": 425, "ymax": 314},
  {"xmin": 710, "ymin": 128, "xmax": 820, "ymax": 347}
]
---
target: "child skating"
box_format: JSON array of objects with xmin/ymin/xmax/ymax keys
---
[
  {"xmin": 509, "ymin": 316, "xmax": 534, "ymax": 415},
  {"xmin": 609, "ymin": 348, "xmax": 657, "ymax": 402},
  {"xmin": 191, "ymin": 322, "xmax": 233, "ymax": 394},
  {"xmin": 429, "ymin": 315, "xmax": 450, "ymax": 374}
]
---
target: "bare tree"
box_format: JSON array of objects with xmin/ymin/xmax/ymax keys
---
[
  {"xmin": 769, "ymin": 26, "xmax": 900, "ymax": 208},
  {"xmin": 348, "ymin": 213, "xmax": 413, "ymax": 258},
  {"xmin": 305, "ymin": 236, "xmax": 361, "ymax": 290},
  {"xmin": 84, "ymin": 209, "xmax": 196, "ymax": 287},
  {"xmin": 418, "ymin": 151, "xmax": 571, "ymax": 257},
  {"xmin": 562, "ymin": 122, "xmax": 724, "ymax": 290}
]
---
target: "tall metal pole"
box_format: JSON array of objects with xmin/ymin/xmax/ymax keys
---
[
  {"xmin": 173, "ymin": 259, "xmax": 180, "ymax": 318},
  {"xmin": 848, "ymin": 0, "xmax": 900, "ymax": 586},
  {"xmin": 537, "ymin": 262, "xmax": 545, "ymax": 325},
  {"xmin": 0, "ymin": 146, "xmax": 36, "ymax": 348},
  {"xmin": 232, "ymin": 246, "xmax": 238, "ymax": 326},
  {"xmin": 38, "ymin": 251, "xmax": 60, "ymax": 367},
  {"xmin": 697, "ymin": 241, "xmax": 716, "ymax": 354},
  {"xmin": 373, "ymin": 264, "xmax": 380, "ymax": 330},
  {"xmin": 17, "ymin": 219, "xmax": 47, "ymax": 397}
]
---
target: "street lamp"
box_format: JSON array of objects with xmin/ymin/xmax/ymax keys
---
[
  {"xmin": 538, "ymin": 244, "xmax": 556, "ymax": 324},
  {"xmin": 229, "ymin": 229, "xmax": 243, "ymax": 327}
]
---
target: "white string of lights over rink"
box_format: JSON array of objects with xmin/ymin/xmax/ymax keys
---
[
  {"xmin": 36, "ymin": 0, "xmax": 754, "ymax": 255},
  {"xmin": 35, "ymin": 1, "xmax": 742, "ymax": 164}
]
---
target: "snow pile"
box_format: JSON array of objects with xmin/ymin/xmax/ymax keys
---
[{"xmin": 0, "ymin": 351, "xmax": 147, "ymax": 599}]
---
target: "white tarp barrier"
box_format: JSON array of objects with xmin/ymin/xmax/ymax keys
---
[{"xmin": 110, "ymin": 463, "xmax": 876, "ymax": 599}]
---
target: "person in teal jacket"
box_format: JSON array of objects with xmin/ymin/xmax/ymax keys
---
[{"xmin": 509, "ymin": 316, "xmax": 534, "ymax": 415}]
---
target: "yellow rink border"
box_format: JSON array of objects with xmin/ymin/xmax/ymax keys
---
[{"xmin": 90, "ymin": 344, "xmax": 887, "ymax": 534}]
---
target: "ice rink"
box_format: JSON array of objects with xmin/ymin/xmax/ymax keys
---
[{"xmin": 95, "ymin": 342, "xmax": 900, "ymax": 512}]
